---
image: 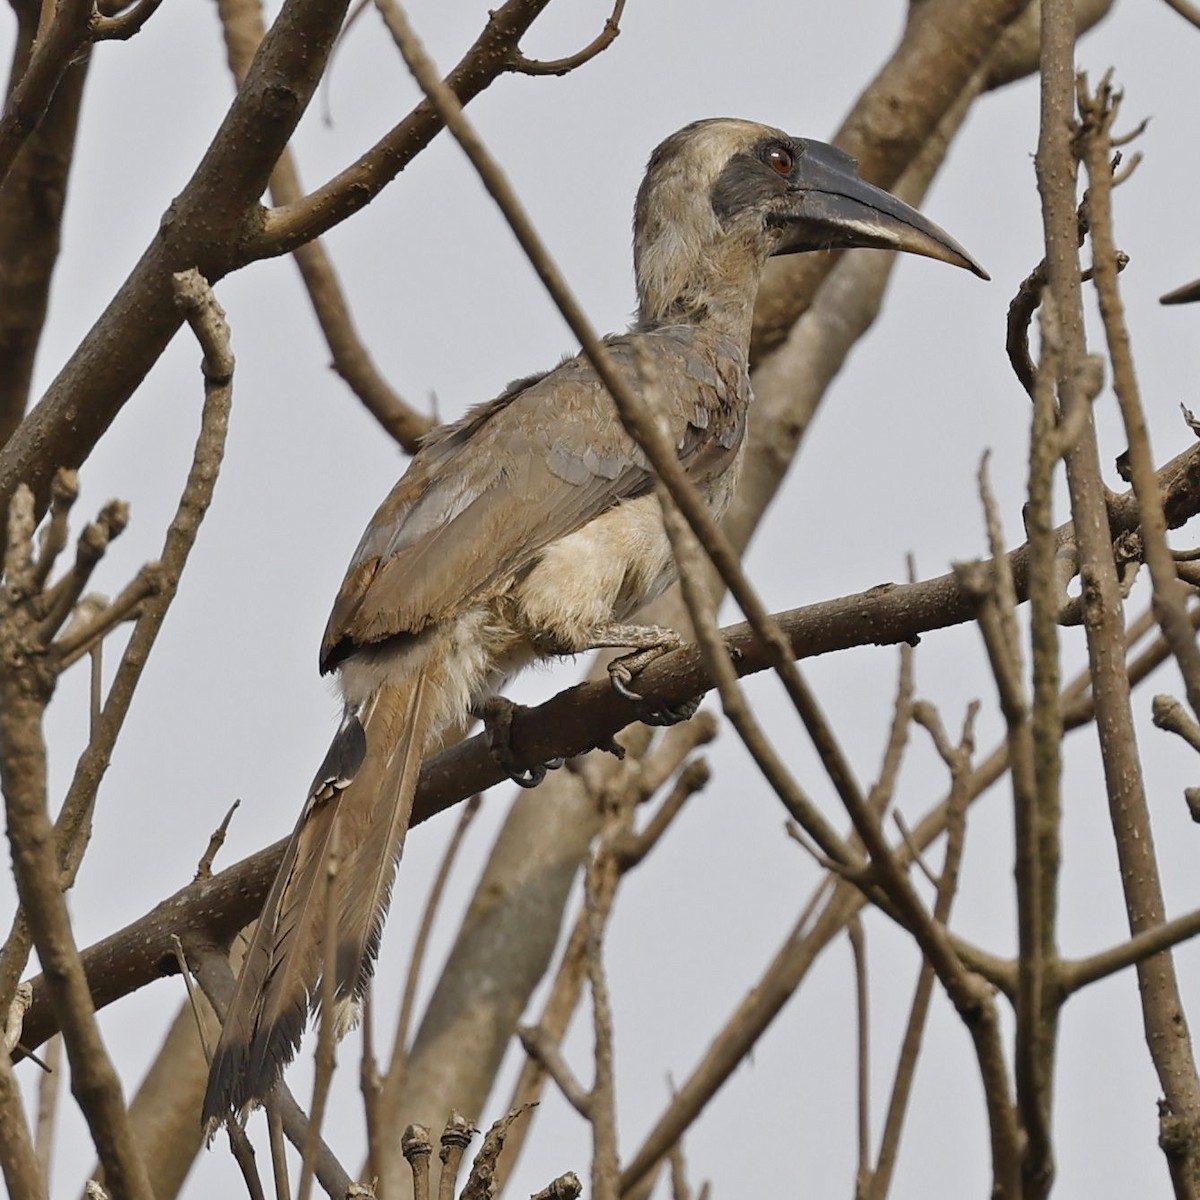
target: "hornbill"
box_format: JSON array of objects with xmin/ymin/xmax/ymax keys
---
[{"xmin": 202, "ymin": 117, "xmax": 987, "ymax": 1125}]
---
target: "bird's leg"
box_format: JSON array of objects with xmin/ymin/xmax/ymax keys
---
[
  {"xmin": 585, "ymin": 623, "xmax": 699, "ymax": 725},
  {"xmin": 472, "ymin": 695, "xmax": 565, "ymax": 788}
]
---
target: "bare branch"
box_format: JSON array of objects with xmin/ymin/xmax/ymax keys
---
[
  {"xmin": 866, "ymin": 702, "xmax": 977, "ymax": 1200},
  {"xmin": 1063, "ymin": 907, "xmax": 1200, "ymax": 993},
  {"xmin": 1040, "ymin": 1, "xmax": 1200, "ymax": 1181},
  {"xmin": 383, "ymin": 794, "xmax": 481, "ymax": 1093},
  {"xmin": 402, "ymin": 1125, "xmax": 432, "ymax": 1200},
  {"xmin": 254, "ymin": 0, "xmax": 560, "ymax": 257},
  {"xmin": 459, "ymin": 1107, "xmax": 536, "ymax": 1200},
  {"xmin": 216, "ymin": 0, "xmax": 431, "ymax": 451},
  {"xmin": 51, "ymin": 564, "xmax": 160, "ymax": 668},
  {"xmin": 196, "ymin": 800, "xmax": 243, "ymax": 882},
  {"xmin": 0, "ymin": 0, "xmax": 92, "ymax": 188},
  {"xmin": 0, "ymin": 1049, "xmax": 43, "ymax": 1200},
  {"xmin": 188, "ymin": 944, "xmax": 355, "ymax": 1197},
  {"xmin": 531, "ymin": 1173, "xmax": 583, "ymax": 1200},
  {"xmin": 612, "ymin": 757, "xmax": 710, "ymax": 870},
  {"xmin": 1, "ymin": 504, "xmax": 154, "ymax": 1198},
  {"xmin": 16, "ymin": 533, "xmax": 1200, "ymax": 1060},
  {"xmin": 89, "ymin": 0, "xmax": 165, "ymax": 40},
  {"xmin": 848, "ymin": 917, "xmax": 871, "ymax": 1191},
  {"xmin": 1079, "ymin": 76, "xmax": 1200, "ymax": 724},
  {"xmin": 1160, "ymin": 0, "xmax": 1200, "ymax": 29},
  {"xmin": 507, "ymin": 0, "xmax": 625, "ymax": 75},
  {"xmin": 517, "ymin": 1024, "xmax": 592, "ymax": 1119},
  {"xmin": 300, "ymin": 830, "xmax": 343, "ymax": 1200},
  {"xmin": 656, "ymin": 489, "xmax": 851, "ymax": 862},
  {"xmin": 436, "ymin": 1113, "xmax": 474, "ymax": 1200},
  {"xmin": 29, "ymin": 469, "xmax": 78, "ymax": 591}
]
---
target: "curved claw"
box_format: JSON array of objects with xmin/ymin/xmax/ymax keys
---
[
  {"xmin": 510, "ymin": 762, "xmax": 548, "ymax": 789},
  {"xmin": 608, "ymin": 662, "xmax": 644, "ymax": 702}
]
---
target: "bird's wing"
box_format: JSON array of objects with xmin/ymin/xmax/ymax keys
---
[{"xmin": 321, "ymin": 330, "xmax": 748, "ymax": 670}]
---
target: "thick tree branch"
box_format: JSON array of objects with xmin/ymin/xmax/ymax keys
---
[
  {"xmin": 0, "ymin": 22, "xmax": 89, "ymax": 447},
  {"xmin": 16, "ymin": 421, "xmax": 1200, "ymax": 1055}
]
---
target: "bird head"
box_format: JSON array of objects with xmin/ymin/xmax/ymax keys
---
[{"xmin": 634, "ymin": 118, "xmax": 986, "ymax": 334}]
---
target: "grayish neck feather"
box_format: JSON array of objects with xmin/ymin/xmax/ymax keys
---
[{"xmin": 632, "ymin": 119, "xmax": 779, "ymax": 345}]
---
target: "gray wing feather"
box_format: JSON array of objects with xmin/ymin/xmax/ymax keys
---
[{"xmin": 321, "ymin": 329, "xmax": 749, "ymax": 670}]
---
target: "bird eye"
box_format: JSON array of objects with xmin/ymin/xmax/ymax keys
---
[{"xmin": 766, "ymin": 145, "xmax": 794, "ymax": 176}]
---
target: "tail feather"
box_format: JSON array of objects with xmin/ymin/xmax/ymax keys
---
[
  {"xmin": 335, "ymin": 673, "xmax": 429, "ymax": 1002},
  {"xmin": 202, "ymin": 674, "xmax": 433, "ymax": 1127}
]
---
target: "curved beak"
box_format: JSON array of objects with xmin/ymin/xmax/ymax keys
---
[{"xmin": 770, "ymin": 139, "xmax": 989, "ymax": 280}]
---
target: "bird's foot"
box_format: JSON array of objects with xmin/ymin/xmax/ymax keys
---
[
  {"xmin": 588, "ymin": 623, "xmax": 692, "ymax": 717},
  {"xmin": 639, "ymin": 694, "xmax": 702, "ymax": 727},
  {"xmin": 473, "ymin": 695, "xmax": 564, "ymax": 788}
]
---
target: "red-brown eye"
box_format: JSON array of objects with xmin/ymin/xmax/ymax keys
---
[{"xmin": 766, "ymin": 145, "xmax": 794, "ymax": 176}]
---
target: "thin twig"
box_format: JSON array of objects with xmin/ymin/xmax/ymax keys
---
[
  {"xmin": 1, "ymin": 507, "xmax": 154, "ymax": 1200},
  {"xmin": 847, "ymin": 916, "xmax": 871, "ymax": 1191},
  {"xmin": 459, "ymin": 1106, "xmax": 536, "ymax": 1200},
  {"xmin": 971, "ymin": 455, "xmax": 1059, "ymax": 1193},
  {"xmin": 1063, "ymin": 906, "xmax": 1200, "ymax": 993},
  {"xmin": 299, "ymin": 829, "xmax": 342, "ymax": 1200},
  {"xmin": 508, "ymin": 0, "xmax": 624, "ymax": 74},
  {"xmin": 0, "ymin": 267, "xmax": 236, "ymax": 1014},
  {"xmin": 169, "ymin": 936, "xmax": 214, "ymax": 1065},
  {"xmin": 517, "ymin": 1025, "xmax": 592, "ymax": 1118},
  {"xmin": 494, "ymin": 741, "xmax": 711, "ymax": 1192},
  {"xmin": 403, "ymin": 1124, "xmax": 432, "ymax": 1200},
  {"xmin": 33, "ymin": 1033, "xmax": 60, "ymax": 1189},
  {"xmin": 51, "ymin": 566, "xmax": 160, "ymax": 668},
  {"xmin": 215, "ymin": 0, "xmax": 430, "ymax": 450},
  {"xmin": 384, "ymin": 794, "xmax": 481, "ymax": 1091},
  {"xmin": 90, "ymin": 0, "xmax": 165, "ymax": 40},
  {"xmin": 0, "ymin": 1048, "xmax": 44, "ymax": 1200},
  {"xmin": 585, "ymin": 852, "xmax": 620, "ymax": 1200},
  {"xmin": 1079, "ymin": 75, "xmax": 1200, "ymax": 723},
  {"xmin": 195, "ymin": 800, "xmax": 242, "ymax": 882},
  {"xmin": 29, "ymin": 469, "xmax": 78, "ymax": 592},
  {"xmin": 866, "ymin": 702, "xmax": 977, "ymax": 1200},
  {"xmin": 656, "ymin": 488, "xmax": 851, "ymax": 862},
  {"xmin": 225, "ymin": 1120, "xmax": 268, "ymax": 1200},
  {"xmin": 187, "ymin": 945, "xmax": 354, "ymax": 1197},
  {"xmin": 267, "ymin": 1102, "xmax": 293, "ymax": 1200},
  {"xmin": 437, "ymin": 1113, "xmax": 473, "ymax": 1200},
  {"xmin": 612, "ymin": 757, "xmax": 710, "ymax": 869}
]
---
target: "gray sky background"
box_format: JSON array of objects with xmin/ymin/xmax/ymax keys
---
[{"xmin": 6, "ymin": 1, "xmax": 1200, "ymax": 1196}]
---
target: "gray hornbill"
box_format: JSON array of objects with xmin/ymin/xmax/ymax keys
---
[{"xmin": 202, "ymin": 118, "xmax": 986, "ymax": 1125}]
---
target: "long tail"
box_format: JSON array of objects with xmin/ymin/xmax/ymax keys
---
[{"xmin": 202, "ymin": 673, "xmax": 433, "ymax": 1127}]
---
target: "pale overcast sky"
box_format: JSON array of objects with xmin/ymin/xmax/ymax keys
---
[{"xmin": 7, "ymin": 1, "xmax": 1200, "ymax": 1196}]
